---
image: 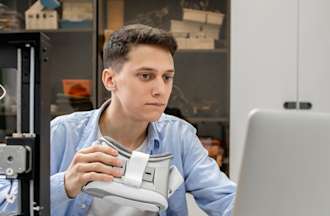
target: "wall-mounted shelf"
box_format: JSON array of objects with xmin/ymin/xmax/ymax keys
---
[
  {"xmin": 25, "ymin": 28, "xmax": 93, "ymax": 33},
  {"xmin": 0, "ymin": 112, "xmax": 16, "ymax": 116},
  {"xmin": 0, "ymin": 28, "xmax": 93, "ymax": 33},
  {"xmin": 186, "ymin": 117, "xmax": 229, "ymax": 124},
  {"xmin": 177, "ymin": 48, "xmax": 227, "ymax": 53}
]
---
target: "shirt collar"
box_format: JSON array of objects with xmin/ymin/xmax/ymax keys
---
[
  {"xmin": 76, "ymin": 99, "xmax": 111, "ymax": 151},
  {"xmin": 77, "ymin": 99, "xmax": 161, "ymax": 153}
]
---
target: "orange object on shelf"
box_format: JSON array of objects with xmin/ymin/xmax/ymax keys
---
[
  {"xmin": 107, "ymin": 0, "xmax": 124, "ymax": 31},
  {"xmin": 62, "ymin": 79, "xmax": 91, "ymax": 97},
  {"xmin": 199, "ymin": 137, "xmax": 224, "ymax": 167}
]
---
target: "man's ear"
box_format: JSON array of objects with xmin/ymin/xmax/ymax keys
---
[{"xmin": 102, "ymin": 67, "xmax": 117, "ymax": 91}]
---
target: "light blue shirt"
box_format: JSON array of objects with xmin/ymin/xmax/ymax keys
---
[{"xmin": 0, "ymin": 100, "xmax": 236, "ymax": 216}]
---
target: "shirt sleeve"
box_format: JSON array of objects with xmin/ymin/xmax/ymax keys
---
[
  {"xmin": 50, "ymin": 120, "xmax": 74, "ymax": 212},
  {"xmin": 182, "ymin": 130, "xmax": 236, "ymax": 216}
]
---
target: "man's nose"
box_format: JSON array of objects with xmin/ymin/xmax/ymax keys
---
[{"xmin": 151, "ymin": 78, "xmax": 166, "ymax": 97}]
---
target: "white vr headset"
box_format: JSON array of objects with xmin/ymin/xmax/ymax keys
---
[{"xmin": 82, "ymin": 136, "xmax": 184, "ymax": 212}]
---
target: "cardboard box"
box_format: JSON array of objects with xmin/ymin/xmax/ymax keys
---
[
  {"xmin": 62, "ymin": 0, "xmax": 93, "ymax": 22},
  {"xmin": 175, "ymin": 38, "xmax": 214, "ymax": 50},
  {"xmin": 170, "ymin": 20, "xmax": 220, "ymax": 40},
  {"xmin": 203, "ymin": 23, "xmax": 220, "ymax": 39},
  {"xmin": 183, "ymin": 8, "xmax": 224, "ymax": 25},
  {"xmin": 207, "ymin": 11, "xmax": 225, "ymax": 25},
  {"xmin": 175, "ymin": 38, "xmax": 188, "ymax": 49},
  {"xmin": 171, "ymin": 19, "xmax": 201, "ymax": 33},
  {"xmin": 25, "ymin": 0, "xmax": 58, "ymax": 30},
  {"xmin": 183, "ymin": 8, "xmax": 206, "ymax": 23},
  {"xmin": 172, "ymin": 32, "xmax": 207, "ymax": 39}
]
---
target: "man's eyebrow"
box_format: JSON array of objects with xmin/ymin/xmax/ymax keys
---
[
  {"xmin": 136, "ymin": 67, "xmax": 175, "ymax": 73},
  {"xmin": 136, "ymin": 67, "xmax": 155, "ymax": 72},
  {"xmin": 165, "ymin": 69, "xmax": 175, "ymax": 73}
]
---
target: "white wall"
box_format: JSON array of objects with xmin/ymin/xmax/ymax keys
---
[
  {"xmin": 298, "ymin": 0, "xmax": 330, "ymax": 113},
  {"xmin": 230, "ymin": 0, "xmax": 298, "ymax": 181}
]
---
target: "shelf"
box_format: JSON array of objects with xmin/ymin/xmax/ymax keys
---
[
  {"xmin": 0, "ymin": 128, "xmax": 15, "ymax": 131},
  {"xmin": 186, "ymin": 117, "xmax": 229, "ymax": 123},
  {"xmin": 0, "ymin": 112, "xmax": 16, "ymax": 116},
  {"xmin": 1, "ymin": 29, "xmax": 93, "ymax": 34},
  {"xmin": 177, "ymin": 48, "xmax": 227, "ymax": 53},
  {"xmin": 27, "ymin": 28, "xmax": 93, "ymax": 33}
]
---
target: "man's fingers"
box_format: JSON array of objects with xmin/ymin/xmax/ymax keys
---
[
  {"xmin": 79, "ymin": 145, "xmax": 118, "ymax": 156},
  {"xmin": 75, "ymin": 162, "xmax": 123, "ymax": 177},
  {"xmin": 80, "ymin": 172, "xmax": 114, "ymax": 184},
  {"xmin": 74, "ymin": 152, "xmax": 123, "ymax": 167}
]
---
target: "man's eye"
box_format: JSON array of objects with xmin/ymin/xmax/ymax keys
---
[
  {"xmin": 163, "ymin": 75, "xmax": 174, "ymax": 81},
  {"xmin": 139, "ymin": 73, "xmax": 151, "ymax": 80}
]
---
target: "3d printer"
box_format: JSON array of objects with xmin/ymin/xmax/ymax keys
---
[{"xmin": 0, "ymin": 32, "xmax": 50, "ymax": 216}]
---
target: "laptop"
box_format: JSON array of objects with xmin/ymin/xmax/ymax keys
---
[{"xmin": 233, "ymin": 109, "xmax": 330, "ymax": 216}]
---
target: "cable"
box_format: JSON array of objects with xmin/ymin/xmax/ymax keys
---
[{"xmin": 0, "ymin": 84, "xmax": 6, "ymax": 100}]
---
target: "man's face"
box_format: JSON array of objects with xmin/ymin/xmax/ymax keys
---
[{"xmin": 111, "ymin": 44, "xmax": 175, "ymax": 122}]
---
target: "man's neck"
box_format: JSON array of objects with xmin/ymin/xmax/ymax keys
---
[{"xmin": 99, "ymin": 102, "xmax": 148, "ymax": 151}]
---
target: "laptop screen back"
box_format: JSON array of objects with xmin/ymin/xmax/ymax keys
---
[{"xmin": 233, "ymin": 110, "xmax": 330, "ymax": 216}]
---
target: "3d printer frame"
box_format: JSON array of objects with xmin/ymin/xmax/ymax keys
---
[{"xmin": 0, "ymin": 32, "xmax": 50, "ymax": 215}]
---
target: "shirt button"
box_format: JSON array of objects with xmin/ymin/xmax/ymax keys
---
[{"xmin": 80, "ymin": 204, "xmax": 86, "ymax": 209}]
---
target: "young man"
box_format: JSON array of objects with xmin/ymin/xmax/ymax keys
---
[{"xmin": 1, "ymin": 24, "xmax": 236, "ymax": 215}]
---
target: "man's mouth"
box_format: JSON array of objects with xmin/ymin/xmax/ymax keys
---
[{"xmin": 145, "ymin": 102, "xmax": 165, "ymax": 107}]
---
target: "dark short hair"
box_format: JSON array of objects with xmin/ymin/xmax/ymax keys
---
[{"xmin": 103, "ymin": 24, "xmax": 177, "ymax": 71}]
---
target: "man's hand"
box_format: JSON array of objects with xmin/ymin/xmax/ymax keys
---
[{"xmin": 64, "ymin": 145, "xmax": 123, "ymax": 198}]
